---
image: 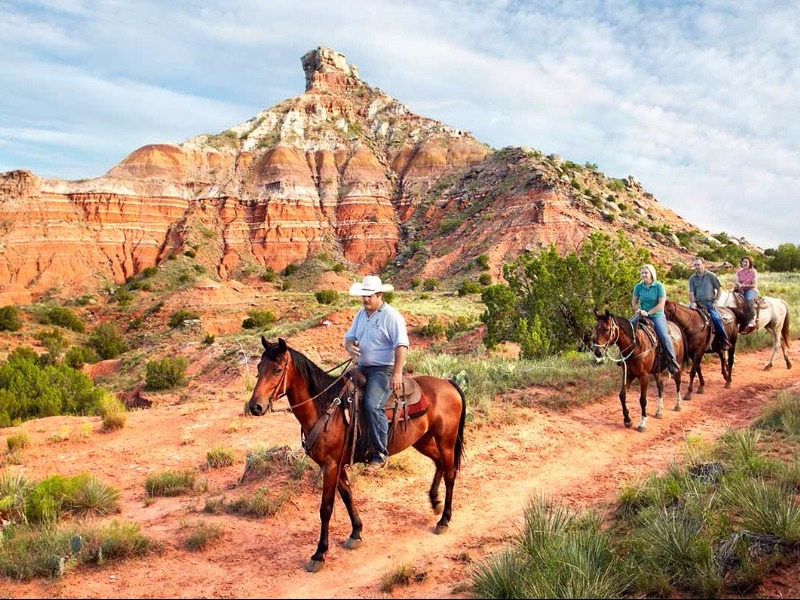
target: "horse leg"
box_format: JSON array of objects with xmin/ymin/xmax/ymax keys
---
[
  {"xmin": 673, "ymin": 370, "xmax": 682, "ymax": 412},
  {"xmin": 781, "ymin": 336, "xmax": 792, "ymax": 369},
  {"xmin": 337, "ymin": 470, "xmax": 363, "ymax": 551},
  {"xmin": 654, "ymin": 372, "xmax": 664, "ymax": 419},
  {"xmin": 417, "ymin": 435, "xmax": 458, "ymax": 534},
  {"xmin": 765, "ymin": 327, "xmax": 778, "ymax": 370},
  {"xmin": 306, "ymin": 463, "xmax": 338, "ymax": 573},
  {"xmin": 695, "ymin": 352, "xmax": 706, "ymax": 395},
  {"xmin": 619, "ymin": 379, "xmax": 632, "ymax": 429},
  {"xmin": 414, "ymin": 435, "xmax": 445, "ymax": 515},
  {"xmin": 636, "ymin": 377, "xmax": 648, "ymax": 432},
  {"xmin": 718, "ymin": 350, "xmax": 731, "ymax": 388},
  {"xmin": 725, "ymin": 345, "xmax": 735, "ymax": 388}
]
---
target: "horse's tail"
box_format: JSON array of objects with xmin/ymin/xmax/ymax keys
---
[
  {"xmin": 448, "ymin": 379, "xmax": 467, "ymax": 471},
  {"xmin": 781, "ymin": 300, "xmax": 791, "ymax": 349}
]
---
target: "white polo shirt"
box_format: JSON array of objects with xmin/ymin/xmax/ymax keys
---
[{"xmin": 344, "ymin": 303, "xmax": 409, "ymax": 367}]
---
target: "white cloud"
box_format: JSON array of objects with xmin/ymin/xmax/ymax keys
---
[{"xmin": 1, "ymin": 0, "xmax": 799, "ymax": 247}]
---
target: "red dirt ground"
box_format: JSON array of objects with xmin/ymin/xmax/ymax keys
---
[{"xmin": 2, "ymin": 339, "xmax": 799, "ymax": 599}]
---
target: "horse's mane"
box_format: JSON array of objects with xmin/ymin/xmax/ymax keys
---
[
  {"xmin": 612, "ymin": 314, "xmax": 635, "ymax": 341},
  {"xmin": 287, "ymin": 347, "xmax": 346, "ymax": 414}
]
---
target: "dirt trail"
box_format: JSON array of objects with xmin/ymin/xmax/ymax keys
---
[{"xmin": 3, "ymin": 346, "xmax": 799, "ymax": 599}]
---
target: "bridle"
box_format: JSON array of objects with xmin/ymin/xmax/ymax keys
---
[
  {"xmin": 594, "ymin": 316, "xmax": 651, "ymax": 363},
  {"xmin": 594, "ymin": 316, "xmax": 635, "ymax": 362},
  {"xmin": 258, "ymin": 353, "xmax": 353, "ymax": 414}
]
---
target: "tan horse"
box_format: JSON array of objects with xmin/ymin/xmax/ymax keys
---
[{"xmin": 719, "ymin": 291, "xmax": 792, "ymax": 370}]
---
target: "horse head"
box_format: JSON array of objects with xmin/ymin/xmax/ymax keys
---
[
  {"xmin": 248, "ymin": 337, "xmax": 290, "ymax": 416},
  {"xmin": 592, "ymin": 309, "xmax": 618, "ymax": 358}
]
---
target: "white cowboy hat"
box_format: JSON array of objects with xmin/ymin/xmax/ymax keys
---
[{"xmin": 349, "ymin": 275, "xmax": 394, "ymax": 296}]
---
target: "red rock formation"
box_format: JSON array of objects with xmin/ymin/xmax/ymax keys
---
[{"xmin": 0, "ymin": 48, "xmax": 744, "ymax": 301}]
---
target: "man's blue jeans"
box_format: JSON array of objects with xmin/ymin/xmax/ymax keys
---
[
  {"xmin": 360, "ymin": 365, "xmax": 392, "ymax": 459},
  {"xmin": 700, "ymin": 302, "xmax": 729, "ymax": 341}
]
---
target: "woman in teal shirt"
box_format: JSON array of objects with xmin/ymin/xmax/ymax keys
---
[{"xmin": 631, "ymin": 264, "xmax": 680, "ymax": 375}]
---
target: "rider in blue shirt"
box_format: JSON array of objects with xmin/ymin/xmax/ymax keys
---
[{"xmin": 631, "ymin": 264, "xmax": 680, "ymax": 375}]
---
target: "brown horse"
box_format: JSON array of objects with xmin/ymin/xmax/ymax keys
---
[
  {"xmin": 593, "ymin": 311, "xmax": 685, "ymax": 432},
  {"xmin": 247, "ymin": 338, "xmax": 467, "ymax": 573},
  {"xmin": 663, "ymin": 300, "xmax": 741, "ymax": 398}
]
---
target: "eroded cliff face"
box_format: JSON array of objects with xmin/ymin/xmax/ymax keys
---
[
  {"xmin": 0, "ymin": 46, "xmax": 490, "ymax": 298},
  {"xmin": 0, "ymin": 46, "xmax": 739, "ymax": 301}
]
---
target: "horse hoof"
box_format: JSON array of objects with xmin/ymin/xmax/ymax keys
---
[
  {"xmin": 343, "ymin": 537, "xmax": 362, "ymax": 550},
  {"xmin": 624, "ymin": 421, "xmax": 632, "ymax": 429},
  {"xmin": 306, "ymin": 559, "xmax": 324, "ymax": 573},
  {"xmin": 432, "ymin": 501, "xmax": 444, "ymax": 516},
  {"xmin": 434, "ymin": 523, "xmax": 449, "ymax": 535},
  {"xmin": 654, "ymin": 411, "xmax": 663, "ymax": 419},
  {"xmin": 636, "ymin": 425, "xmax": 646, "ymax": 433},
  {"xmin": 724, "ymin": 382, "xmax": 731, "ymax": 388},
  {"xmin": 764, "ymin": 365, "xmax": 773, "ymax": 371},
  {"xmin": 674, "ymin": 405, "xmax": 681, "ymax": 412}
]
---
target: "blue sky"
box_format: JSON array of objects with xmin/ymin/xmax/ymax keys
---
[{"xmin": 2, "ymin": 0, "xmax": 798, "ymax": 249}]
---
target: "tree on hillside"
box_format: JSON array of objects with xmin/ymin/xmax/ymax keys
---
[
  {"xmin": 481, "ymin": 232, "xmax": 648, "ymax": 358},
  {"xmin": 765, "ymin": 243, "xmax": 800, "ymax": 272}
]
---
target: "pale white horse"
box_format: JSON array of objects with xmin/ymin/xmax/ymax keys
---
[{"xmin": 719, "ymin": 291, "xmax": 792, "ymax": 370}]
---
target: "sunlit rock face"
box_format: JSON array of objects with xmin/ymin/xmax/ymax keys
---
[{"xmin": 2, "ymin": 47, "xmax": 724, "ymax": 299}]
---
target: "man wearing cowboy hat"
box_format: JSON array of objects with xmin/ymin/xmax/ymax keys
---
[{"xmin": 344, "ymin": 275, "xmax": 409, "ymax": 471}]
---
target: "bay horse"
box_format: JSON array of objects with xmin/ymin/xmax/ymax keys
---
[
  {"xmin": 247, "ymin": 337, "xmax": 467, "ymax": 573},
  {"xmin": 592, "ymin": 310, "xmax": 685, "ymax": 432},
  {"xmin": 719, "ymin": 291, "xmax": 792, "ymax": 370},
  {"xmin": 663, "ymin": 300, "xmax": 740, "ymax": 399}
]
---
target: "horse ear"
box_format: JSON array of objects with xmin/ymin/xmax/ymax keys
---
[
  {"xmin": 278, "ymin": 338, "xmax": 287, "ymax": 351},
  {"xmin": 604, "ymin": 309, "xmax": 611, "ymax": 318},
  {"xmin": 261, "ymin": 336, "xmax": 269, "ymax": 349}
]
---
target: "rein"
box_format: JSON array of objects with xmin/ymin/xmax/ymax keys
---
[{"xmin": 266, "ymin": 357, "xmax": 353, "ymax": 414}]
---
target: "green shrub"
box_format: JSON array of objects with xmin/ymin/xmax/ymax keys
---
[
  {"xmin": 476, "ymin": 254, "xmax": 490, "ymax": 270},
  {"xmin": 282, "ymin": 263, "xmax": 299, "ymax": 276},
  {"xmin": 0, "ymin": 305, "xmax": 22, "ymax": 331},
  {"xmin": 140, "ymin": 266, "xmax": 158, "ymax": 278},
  {"xmin": 114, "ymin": 287, "xmax": 133, "ymax": 305},
  {"xmin": 97, "ymin": 393, "xmax": 127, "ymax": 432},
  {"xmin": 6, "ymin": 430, "xmax": 31, "ymax": 452},
  {"xmin": 420, "ymin": 316, "xmax": 447, "ymax": 339},
  {"xmin": 34, "ymin": 328, "xmax": 68, "ymax": 359},
  {"xmin": 383, "ymin": 291, "xmax": 395, "ymax": 304},
  {"xmin": 39, "ymin": 306, "xmax": 85, "ymax": 333},
  {"xmin": 168, "ymin": 309, "xmax": 200, "ymax": 327},
  {"xmin": 145, "ymin": 469, "xmax": 196, "ymax": 497},
  {"xmin": 478, "ymin": 273, "xmax": 492, "ymax": 286},
  {"xmin": 261, "ymin": 268, "xmax": 277, "ymax": 282},
  {"xmin": 458, "ymin": 280, "xmax": 483, "ymax": 296},
  {"xmin": 64, "ymin": 346, "xmax": 98, "ymax": 369},
  {"xmin": 242, "ymin": 309, "xmax": 276, "ymax": 330},
  {"xmin": 145, "ymin": 356, "xmax": 188, "ymax": 390},
  {"xmin": 88, "ymin": 323, "xmax": 128, "ymax": 360},
  {"xmin": 206, "ymin": 446, "xmax": 236, "ymax": 468},
  {"xmin": 314, "ymin": 289, "xmax": 339, "ymax": 305},
  {"xmin": 0, "ymin": 348, "xmax": 105, "ymax": 425},
  {"xmin": 423, "ymin": 278, "xmax": 438, "ymax": 291}
]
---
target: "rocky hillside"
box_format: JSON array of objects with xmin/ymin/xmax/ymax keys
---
[{"xmin": 0, "ymin": 46, "xmax": 759, "ymax": 303}]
